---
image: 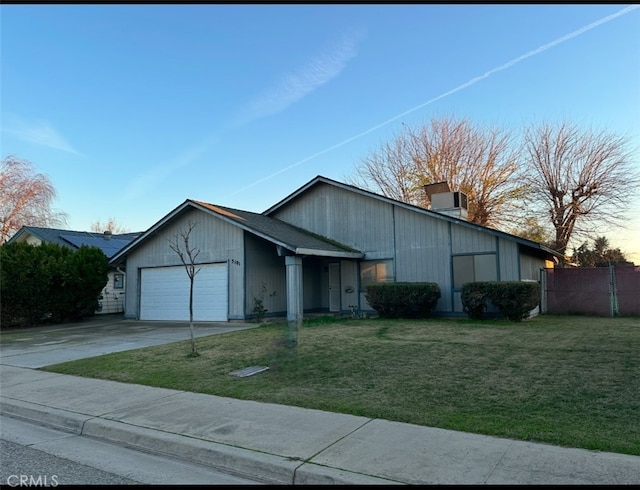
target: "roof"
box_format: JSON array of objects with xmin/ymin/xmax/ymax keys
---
[
  {"xmin": 109, "ymin": 200, "xmax": 364, "ymax": 265},
  {"xmin": 110, "ymin": 174, "xmax": 562, "ymax": 265},
  {"xmin": 8, "ymin": 226, "xmax": 142, "ymax": 259},
  {"xmin": 264, "ymin": 175, "xmax": 563, "ymax": 261}
]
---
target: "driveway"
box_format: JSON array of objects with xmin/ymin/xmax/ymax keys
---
[{"xmin": 0, "ymin": 314, "xmax": 260, "ymax": 369}]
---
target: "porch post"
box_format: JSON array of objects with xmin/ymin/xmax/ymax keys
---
[{"xmin": 285, "ymin": 255, "xmax": 303, "ymax": 346}]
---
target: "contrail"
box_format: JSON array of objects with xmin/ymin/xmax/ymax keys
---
[{"xmin": 224, "ymin": 5, "xmax": 639, "ymax": 199}]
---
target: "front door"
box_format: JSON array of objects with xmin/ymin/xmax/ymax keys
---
[{"xmin": 329, "ymin": 262, "xmax": 340, "ymax": 312}]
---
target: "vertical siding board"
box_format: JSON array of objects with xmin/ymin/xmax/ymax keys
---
[
  {"xmin": 340, "ymin": 259, "xmax": 359, "ymax": 313},
  {"xmin": 451, "ymin": 225, "xmax": 496, "ymax": 254},
  {"xmin": 393, "ymin": 207, "xmax": 453, "ymax": 311},
  {"xmin": 244, "ymin": 233, "xmax": 286, "ymax": 317},
  {"xmin": 519, "ymin": 251, "xmax": 546, "ymax": 282},
  {"xmin": 499, "ymin": 238, "xmax": 519, "ymax": 281},
  {"xmin": 272, "ymin": 184, "xmax": 395, "ymax": 257}
]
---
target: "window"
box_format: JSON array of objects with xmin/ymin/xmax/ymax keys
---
[
  {"xmin": 113, "ymin": 273, "xmax": 124, "ymax": 289},
  {"xmin": 360, "ymin": 259, "xmax": 394, "ymax": 291},
  {"xmin": 452, "ymin": 254, "xmax": 497, "ymax": 289}
]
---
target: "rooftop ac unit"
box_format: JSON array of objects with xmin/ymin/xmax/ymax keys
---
[{"xmin": 430, "ymin": 191, "xmax": 468, "ymax": 211}]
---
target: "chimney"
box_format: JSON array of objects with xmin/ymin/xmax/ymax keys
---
[
  {"xmin": 423, "ymin": 182, "xmax": 468, "ymax": 220},
  {"xmin": 104, "ymin": 230, "xmax": 113, "ymax": 240}
]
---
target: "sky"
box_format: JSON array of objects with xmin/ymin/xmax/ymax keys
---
[{"xmin": 2, "ymin": 4, "xmax": 639, "ymax": 263}]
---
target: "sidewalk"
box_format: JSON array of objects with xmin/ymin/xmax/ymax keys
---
[{"xmin": 1, "ymin": 364, "xmax": 639, "ymax": 485}]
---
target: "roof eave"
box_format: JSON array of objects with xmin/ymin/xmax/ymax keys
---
[{"xmin": 295, "ymin": 248, "xmax": 364, "ymax": 259}]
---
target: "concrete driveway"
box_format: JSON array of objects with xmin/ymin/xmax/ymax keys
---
[{"xmin": 0, "ymin": 314, "xmax": 259, "ymax": 369}]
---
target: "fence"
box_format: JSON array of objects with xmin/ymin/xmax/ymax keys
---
[{"xmin": 541, "ymin": 265, "xmax": 640, "ymax": 317}]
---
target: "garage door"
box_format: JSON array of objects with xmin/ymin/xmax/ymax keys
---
[{"xmin": 140, "ymin": 264, "xmax": 228, "ymax": 321}]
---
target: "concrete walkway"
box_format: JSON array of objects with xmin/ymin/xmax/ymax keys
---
[{"xmin": 1, "ymin": 317, "xmax": 639, "ymax": 484}]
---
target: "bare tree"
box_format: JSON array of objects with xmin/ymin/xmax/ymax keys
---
[
  {"xmin": 349, "ymin": 129, "xmax": 419, "ymax": 204},
  {"xmin": 508, "ymin": 216, "xmax": 554, "ymax": 247},
  {"xmin": 521, "ymin": 121, "xmax": 640, "ymax": 258},
  {"xmin": 168, "ymin": 220, "xmax": 201, "ymax": 356},
  {"xmin": 346, "ymin": 116, "xmax": 525, "ymax": 228},
  {"xmin": 90, "ymin": 217, "xmax": 130, "ymax": 234},
  {"xmin": 0, "ymin": 155, "xmax": 67, "ymax": 244}
]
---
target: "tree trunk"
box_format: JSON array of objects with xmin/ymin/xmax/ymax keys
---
[{"xmin": 189, "ymin": 277, "xmax": 197, "ymax": 355}]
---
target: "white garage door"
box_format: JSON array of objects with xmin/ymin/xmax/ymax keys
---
[{"xmin": 140, "ymin": 264, "xmax": 228, "ymax": 321}]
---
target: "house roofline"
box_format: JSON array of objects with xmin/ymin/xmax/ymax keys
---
[
  {"xmin": 109, "ymin": 198, "xmax": 363, "ymax": 265},
  {"xmin": 110, "ymin": 200, "xmax": 192, "ymax": 264},
  {"xmin": 264, "ymin": 175, "xmax": 563, "ymax": 261}
]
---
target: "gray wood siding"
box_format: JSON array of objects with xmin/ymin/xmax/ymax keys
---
[
  {"xmin": 123, "ymin": 208, "xmax": 244, "ymax": 319},
  {"xmin": 393, "ymin": 206, "xmax": 453, "ymax": 311},
  {"xmin": 520, "ymin": 252, "xmax": 546, "ymax": 282},
  {"xmin": 340, "ymin": 259, "xmax": 359, "ymax": 313},
  {"xmin": 270, "ymin": 182, "xmax": 547, "ymax": 317},
  {"xmin": 244, "ymin": 233, "xmax": 286, "ymax": 317},
  {"xmin": 498, "ymin": 237, "xmax": 520, "ymax": 281},
  {"xmin": 271, "ymin": 183, "xmax": 395, "ymax": 258},
  {"xmin": 451, "ymin": 224, "xmax": 497, "ymax": 254}
]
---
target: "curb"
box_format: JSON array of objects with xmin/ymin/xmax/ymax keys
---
[{"xmin": 0, "ymin": 398, "xmax": 401, "ymax": 485}]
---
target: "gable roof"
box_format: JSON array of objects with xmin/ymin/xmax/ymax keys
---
[
  {"xmin": 109, "ymin": 199, "xmax": 364, "ymax": 265},
  {"xmin": 264, "ymin": 175, "xmax": 562, "ymax": 261},
  {"xmin": 8, "ymin": 226, "xmax": 141, "ymax": 259}
]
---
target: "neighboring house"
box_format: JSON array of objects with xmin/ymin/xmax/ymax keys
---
[
  {"xmin": 7, "ymin": 227, "xmax": 141, "ymax": 314},
  {"xmin": 110, "ymin": 175, "xmax": 561, "ymax": 322}
]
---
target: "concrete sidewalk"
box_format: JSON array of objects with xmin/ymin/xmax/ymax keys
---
[{"xmin": 1, "ymin": 365, "xmax": 639, "ymax": 485}]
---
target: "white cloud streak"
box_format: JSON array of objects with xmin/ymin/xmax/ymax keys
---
[
  {"xmin": 119, "ymin": 135, "xmax": 218, "ymax": 202},
  {"xmin": 230, "ymin": 30, "xmax": 365, "ymax": 128},
  {"xmin": 2, "ymin": 116, "xmax": 83, "ymax": 155},
  {"xmin": 119, "ymin": 29, "xmax": 365, "ymax": 200},
  {"xmin": 224, "ymin": 5, "xmax": 640, "ymax": 198}
]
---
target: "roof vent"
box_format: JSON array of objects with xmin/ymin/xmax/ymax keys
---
[{"xmin": 104, "ymin": 230, "xmax": 113, "ymax": 240}]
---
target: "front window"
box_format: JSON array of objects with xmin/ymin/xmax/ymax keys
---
[
  {"xmin": 452, "ymin": 253, "xmax": 497, "ymax": 289},
  {"xmin": 113, "ymin": 273, "xmax": 124, "ymax": 289},
  {"xmin": 360, "ymin": 259, "xmax": 394, "ymax": 291}
]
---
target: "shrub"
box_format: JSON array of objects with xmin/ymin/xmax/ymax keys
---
[
  {"xmin": 460, "ymin": 283, "xmax": 489, "ymax": 320},
  {"xmin": 365, "ymin": 282, "xmax": 441, "ymax": 318},
  {"xmin": 461, "ymin": 281, "xmax": 540, "ymax": 322},
  {"xmin": 0, "ymin": 242, "xmax": 109, "ymax": 328}
]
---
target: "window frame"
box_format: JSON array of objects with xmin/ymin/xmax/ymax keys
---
[{"xmin": 113, "ymin": 273, "xmax": 125, "ymax": 289}]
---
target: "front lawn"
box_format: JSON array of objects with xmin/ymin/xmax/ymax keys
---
[{"xmin": 42, "ymin": 314, "xmax": 640, "ymax": 456}]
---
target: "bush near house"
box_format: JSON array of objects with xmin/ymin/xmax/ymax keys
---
[
  {"xmin": 366, "ymin": 282, "xmax": 441, "ymax": 318},
  {"xmin": 461, "ymin": 281, "xmax": 540, "ymax": 321},
  {"xmin": 0, "ymin": 241, "xmax": 109, "ymax": 328}
]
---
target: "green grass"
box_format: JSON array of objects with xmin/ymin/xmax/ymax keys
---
[{"xmin": 41, "ymin": 314, "xmax": 640, "ymax": 456}]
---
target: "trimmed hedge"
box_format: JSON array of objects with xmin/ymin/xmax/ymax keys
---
[
  {"xmin": 461, "ymin": 281, "xmax": 540, "ymax": 322},
  {"xmin": 1, "ymin": 241, "xmax": 110, "ymax": 328},
  {"xmin": 365, "ymin": 282, "xmax": 441, "ymax": 318}
]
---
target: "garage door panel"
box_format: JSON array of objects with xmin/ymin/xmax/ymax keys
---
[{"xmin": 140, "ymin": 264, "xmax": 228, "ymax": 321}]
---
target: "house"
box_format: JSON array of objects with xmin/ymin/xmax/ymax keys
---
[
  {"xmin": 7, "ymin": 226, "xmax": 141, "ymax": 314},
  {"xmin": 109, "ymin": 175, "xmax": 561, "ymax": 322}
]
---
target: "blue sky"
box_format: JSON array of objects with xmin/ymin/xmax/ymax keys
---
[{"xmin": 2, "ymin": 4, "xmax": 639, "ymax": 262}]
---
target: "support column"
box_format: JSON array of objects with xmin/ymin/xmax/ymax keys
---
[{"xmin": 285, "ymin": 255, "xmax": 303, "ymax": 346}]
